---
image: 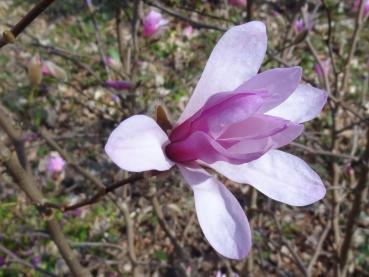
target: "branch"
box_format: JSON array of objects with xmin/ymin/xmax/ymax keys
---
[
  {"xmin": 339, "ymin": 128, "xmax": 369, "ymax": 274},
  {"xmin": 307, "ymin": 222, "xmax": 331, "ymax": 275},
  {"xmin": 0, "ymin": 106, "xmax": 29, "ymax": 170},
  {"xmin": 341, "ymin": 0, "xmax": 368, "ymax": 93},
  {"xmin": 0, "ymin": 0, "xmax": 57, "ymax": 48},
  {"xmin": 0, "ymin": 145, "xmax": 92, "ymax": 277}
]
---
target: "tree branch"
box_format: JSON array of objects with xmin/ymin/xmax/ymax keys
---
[{"xmin": 0, "ymin": 0, "xmax": 57, "ymax": 48}]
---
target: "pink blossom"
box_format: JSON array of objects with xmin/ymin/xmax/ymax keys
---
[
  {"xmin": 314, "ymin": 60, "xmax": 331, "ymax": 77},
  {"xmin": 105, "ymin": 22, "xmax": 327, "ymax": 259},
  {"xmin": 105, "ymin": 80, "xmax": 133, "ymax": 90},
  {"xmin": 293, "ymin": 16, "xmax": 313, "ymax": 33},
  {"xmin": 183, "ymin": 25, "xmax": 193, "ymax": 37},
  {"xmin": 47, "ymin": 155, "xmax": 66, "ymax": 176},
  {"xmin": 352, "ymin": 0, "xmax": 369, "ymax": 15},
  {"xmin": 42, "ymin": 60, "xmax": 67, "ymax": 80},
  {"xmin": 143, "ymin": 10, "xmax": 169, "ymax": 37},
  {"xmin": 228, "ymin": 0, "xmax": 247, "ymax": 7}
]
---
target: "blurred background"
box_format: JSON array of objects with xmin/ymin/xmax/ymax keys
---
[{"xmin": 0, "ymin": 0, "xmax": 368, "ymax": 276}]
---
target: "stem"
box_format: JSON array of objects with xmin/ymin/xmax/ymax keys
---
[
  {"xmin": 339, "ymin": 128, "xmax": 369, "ymax": 274},
  {"xmin": 0, "ymin": 0, "xmax": 57, "ymax": 48}
]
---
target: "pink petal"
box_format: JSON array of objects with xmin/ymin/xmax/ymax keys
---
[
  {"xmin": 143, "ymin": 10, "xmax": 168, "ymax": 37},
  {"xmin": 266, "ymin": 84, "xmax": 328, "ymax": 123},
  {"xmin": 179, "ymin": 21, "xmax": 267, "ymax": 123},
  {"xmin": 236, "ymin": 67, "xmax": 302, "ymax": 113},
  {"xmin": 219, "ymin": 114, "xmax": 290, "ymax": 140},
  {"xmin": 105, "ymin": 80, "xmax": 133, "ymax": 90},
  {"xmin": 166, "ymin": 131, "xmax": 265, "ymax": 164},
  {"xmin": 207, "ymin": 150, "xmax": 326, "ymax": 206},
  {"xmin": 105, "ymin": 115, "xmax": 174, "ymax": 172},
  {"xmin": 178, "ymin": 164, "xmax": 251, "ymax": 259},
  {"xmin": 225, "ymin": 122, "xmax": 303, "ymax": 153},
  {"xmin": 228, "ymin": 0, "xmax": 247, "ymax": 7},
  {"xmin": 170, "ymin": 92, "xmax": 265, "ymax": 142}
]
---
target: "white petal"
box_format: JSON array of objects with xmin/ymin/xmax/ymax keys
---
[
  {"xmin": 179, "ymin": 21, "xmax": 267, "ymax": 123},
  {"xmin": 266, "ymin": 84, "xmax": 327, "ymax": 123},
  {"xmin": 105, "ymin": 115, "xmax": 174, "ymax": 172},
  {"xmin": 207, "ymin": 150, "xmax": 326, "ymax": 206},
  {"xmin": 178, "ymin": 164, "xmax": 251, "ymax": 259}
]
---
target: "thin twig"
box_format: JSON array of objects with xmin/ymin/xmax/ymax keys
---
[
  {"xmin": 0, "ymin": 0, "xmax": 56, "ymax": 48},
  {"xmin": 307, "ymin": 222, "xmax": 331, "ymax": 275},
  {"xmin": 339, "ymin": 128, "xmax": 369, "ymax": 275}
]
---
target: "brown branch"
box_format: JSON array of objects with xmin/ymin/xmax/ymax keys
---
[
  {"xmin": 0, "ymin": 146, "xmax": 92, "ymax": 277},
  {"xmin": 246, "ymin": 0, "xmax": 254, "ymax": 22},
  {"xmin": 60, "ymin": 174, "xmax": 144, "ymax": 212},
  {"xmin": 0, "ymin": 106, "xmax": 28, "ymax": 170},
  {"xmin": 85, "ymin": 0, "xmax": 111, "ymax": 79},
  {"xmin": 0, "ymin": 0, "xmax": 57, "ymax": 48},
  {"xmin": 307, "ymin": 222, "xmax": 331, "ymax": 275},
  {"xmin": 339, "ymin": 128, "xmax": 369, "ymax": 274},
  {"xmin": 120, "ymin": 201, "xmax": 140, "ymax": 277},
  {"xmin": 151, "ymin": 195, "xmax": 189, "ymax": 260},
  {"xmin": 341, "ymin": 0, "xmax": 367, "ymax": 93}
]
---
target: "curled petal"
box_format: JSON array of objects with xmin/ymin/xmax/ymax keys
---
[
  {"xmin": 207, "ymin": 150, "xmax": 326, "ymax": 206},
  {"xmin": 236, "ymin": 67, "xmax": 302, "ymax": 112},
  {"xmin": 178, "ymin": 164, "xmax": 251, "ymax": 259},
  {"xmin": 166, "ymin": 131, "xmax": 266, "ymax": 164},
  {"xmin": 105, "ymin": 115, "xmax": 174, "ymax": 172},
  {"xmin": 219, "ymin": 114, "xmax": 291, "ymax": 140},
  {"xmin": 170, "ymin": 92, "xmax": 265, "ymax": 142},
  {"xmin": 179, "ymin": 21, "xmax": 267, "ymax": 123},
  {"xmin": 266, "ymin": 84, "xmax": 328, "ymax": 123}
]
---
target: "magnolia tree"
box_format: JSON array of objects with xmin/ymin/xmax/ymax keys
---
[{"xmin": 0, "ymin": 1, "xmax": 368, "ymax": 276}]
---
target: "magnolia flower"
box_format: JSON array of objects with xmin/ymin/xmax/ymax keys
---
[
  {"xmin": 228, "ymin": 0, "xmax": 247, "ymax": 7},
  {"xmin": 352, "ymin": 0, "xmax": 369, "ymax": 15},
  {"xmin": 42, "ymin": 60, "xmax": 67, "ymax": 80},
  {"xmin": 293, "ymin": 16, "xmax": 313, "ymax": 33},
  {"xmin": 143, "ymin": 10, "xmax": 169, "ymax": 37},
  {"xmin": 183, "ymin": 25, "xmax": 193, "ymax": 37},
  {"xmin": 105, "ymin": 80, "xmax": 133, "ymax": 90},
  {"xmin": 314, "ymin": 60, "xmax": 331, "ymax": 78},
  {"xmin": 105, "ymin": 56, "xmax": 122, "ymax": 72},
  {"xmin": 105, "ymin": 21, "xmax": 327, "ymax": 259},
  {"xmin": 47, "ymin": 153, "xmax": 66, "ymax": 180}
]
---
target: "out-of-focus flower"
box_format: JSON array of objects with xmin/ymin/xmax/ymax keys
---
[
  {"xmin": 27, "ymin": 53, "xmax": 43, "ymax": 87},
  {"xmin": 293, "ymin": 16, "xmax": 313, "ymax": 33},
  {"xmin": 105, "ymin": 80, "xmax": 133, "ymax": 90},
  {"xmin": 352, "ymin": 0, "xmax": 369, "ymax": 15},
  {"xmin": 31, "ymin": 256, "xmax": 41, "ymax": 266},
  {"xmin": 47, "ymin": 153, "xmax": 66, "ymax": 181},
  {"xmin": 143, "ymin": 10, "xmax": 169, "ymax": 37},
  {"xmin": 215, "ymin": 271, "xmax": 226, "ymax": 277},
  {"xmin": 183, "ymin": 25, "xmax": 193, "ymax": 38},
  {"xmin": 228, "ymin": 0, "xmax": 247, "ymax": 7},
  {"xmin": 105, "ymin": 56, "xmax": 122, "ymax": 72},
  {"xmin": 105, "ymin": 21, "xmax": 327, "ymax": 259},
  {"xmin": 0, "ymin": 256, "xmax": 5, "ymax": 267},
  {"xmin": 314, "ymin": 59, "xmax": 331, "ymax": 77},
  {"xmin": 64, "ymin": 208, "xmax": 82, "ymax": 217},
  {"xmin": 42, "ymin": 60, "xmax": 67, "ymax": 80}
]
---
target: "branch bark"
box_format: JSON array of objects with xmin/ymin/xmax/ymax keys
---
[{"xmin": 0, "ymin": 0, "xmax": 56, "ymax": 48}]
